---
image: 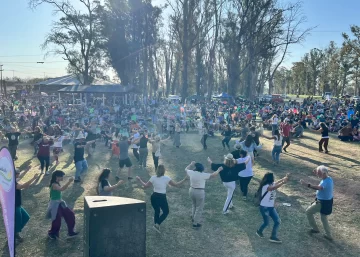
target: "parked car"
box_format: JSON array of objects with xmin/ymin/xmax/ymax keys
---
[
  {"xmin": 271, "ymin": 94, "xmax": 284, "ymax": 103},
  {"xmin": 281, "ymin": 94, "xmax": 287, "ymax": 99},
  {"xmin": 259, "ymin": 94, "xmax": 272, "ymax": 102},
  {"xmin": 353, "ymin": 96, "xmax": 360, "ymax": 101}
]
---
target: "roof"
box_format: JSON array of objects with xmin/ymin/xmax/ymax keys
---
[
  {"xmin": 35, "ymin": 74, "xmax": 115, "ymax": 86},
  {"xmin": 58, "ymin": 85, "xmax": 134, "ymax": 94}
]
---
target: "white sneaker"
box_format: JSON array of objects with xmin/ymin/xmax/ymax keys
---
[
  {"xmin": 152, "ymin": 224, "xmax": 161, "ymax": 233},
  {"xmin": 223, "ymin": 210, "xmax": 230, "ymax": 215},
  {"xmin": 229, "ymin": 205, "xmax": 234, "ymax": 209},
  {"xmin": 45, "ymin": 171, "xmax": 50, "ymax": 175}
]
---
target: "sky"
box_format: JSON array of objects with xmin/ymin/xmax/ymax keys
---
[{"xmin": 1, "ymin": 0, "xmax": 360, "ymax": 80}]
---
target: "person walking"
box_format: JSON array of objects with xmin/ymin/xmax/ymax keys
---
[
  {"xmin": 138, "ymin": 132, "xmax": 149, "ymax": 168},
  {"xmin": 185, "ymin": 161, "xmax": 222, "ymax": 229},
  {"xmin": 15, "ymin": 167, "xmax": 39, "ymax": 241},
  {"xmin": 97, "ymin": 168, "xmax": 125, "ymax": 196},
  {"xmin": 173, "ymin": 123, "xmax": 181, "ymax": 148},
  {"xmin": 313, "ymin": 122, "xmax": 330, "ymax": 153},
  {"xmin": 280, "ymin": 118, "xmax": 292, "ymax": 152},
  {"xmin": 37, "ymin": 136, "xmax": 54, "ymax": 175},
  {"xmin": 262, "ymin": 130, "xmax": 283, "ymax": 165},
  {"xmin": 47, "ymin": 170, "xmax": 78, "ymax": 239},
  {"xmin": 200, "ymin": 123, "xmax": 208, "ymax": 150},
  {"xmin": 208, "ymin": 154, "xmax": 246, "ymax": 214},
  {"xmin": 5, "ymin": 127, "xmax": 21, "ymax": 160},
  {"xmin": 300, "ymin": 165, "xmax": 334, "ymax": 241},
  {"xmin": 256, "ymin": 172, "xmax": 289, "ymax": 243},
  {"xmin": 136, "ymin": 165, "xmax": 187, "ymax": 233},
  {"xmin": 221, "ymin": 125, "xmax": 232, "ymax": 151}
]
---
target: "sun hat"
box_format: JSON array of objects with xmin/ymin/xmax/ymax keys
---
[
  {"xmin": 224, "ymin": 153, "xmax": 234, "ymax": 160},
  {"xmin": 234, "ymin": 143, "xmax": 242, "ymax": 150}
]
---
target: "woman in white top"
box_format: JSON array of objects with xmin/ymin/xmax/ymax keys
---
[
  {"xmin": 185, "ymin": 161, "xmax": 222, "ymax": 228},
  {"xmin": 263, "ymin": 130, "xmax": 283, "ymax": 165},
  {"xmin": 256, "ymin": 172, "xmax": 289, "ymax": 243},
  {"xmin": 271, "ymin": 114, "xmax": 279, "ymax": 135},
  {"xmin": 136, "ymin": 165, "xmax": 187, "ymax": 233}
]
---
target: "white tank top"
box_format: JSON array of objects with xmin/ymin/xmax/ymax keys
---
[{"xmin": 274, "ymin": 135, "xmax": 283, "ymax": 146}]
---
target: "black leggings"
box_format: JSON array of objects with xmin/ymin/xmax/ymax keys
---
[
  {"xmin": 319, "ymin": 138, "xmax": 329, "ymax": 151},
  {"xmin": 133, "ymin": 148, "xmax": 139, "ymax": 161},
  {"xmin": 150, "ymin": 192, "xmax": 169, "ymax": 225},
  {"xmin": 201, "ymin": 135, "xmax": 208, "ymax": 149},
  {"xmin": 38, "ymin": 156, "xmax": 50, "ymax": 172},
  {"xmin": 152, "ymin": 153, "xmax": 159, "ymax": 170},
  {"xmin": 239, "ymin": 176, "xmax": 252, "ymax": 196}
]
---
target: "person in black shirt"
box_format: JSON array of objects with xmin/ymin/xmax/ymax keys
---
[
  {"xmin": 139, "ymin": 132, "xmax": 149, "ymax": 168},
  {"xmin": 222, "ymin": 125, "xmax": 232, "ymax": 151},
  {"xmin": 6, "ymin": 127, "xmax": 21, "ymax": 160},
  {"xmin": 208, "ymin": 154, "xmax": 246, "ymax": 214},
  {"xmin": 15, "ymin": 167, "xmax": 39, "ymax": 241},
  {"xmin": 313, "ymin": 122, "xmax": 330, "ymax": 153},
  {"xmin": 74, "ymin": 132, "xmax": 95, "ymax": 183}
]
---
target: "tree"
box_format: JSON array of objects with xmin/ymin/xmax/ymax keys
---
[{"xmin": 29, "ymin": 0, "xmax": 105, "ymax": 85}]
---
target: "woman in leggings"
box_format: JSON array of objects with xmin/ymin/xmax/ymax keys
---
[
  {"xmin": 313, "ymin": 122, "xmax": 329, "ymax": 153},
  {"xmin": 37, "ymin": 136, "xmax": 54, "ymax": 175},
  {"xmin": 136, "ymin": 165, "xmax": 187, "ymax": 233}
]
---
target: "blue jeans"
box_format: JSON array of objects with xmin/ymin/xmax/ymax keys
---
[
  {"xmin": 15, "ymin": 206, "xmax": 30, "ymax": 233},
  {"xmin": 272, "ymin": 145, "xmax": 282, "ymax": 163},
  {"xmin": 75, "ymin": 159, "xmax": 88, "ymax": 179},
  {"xmin": 258, "ymin": 206, "xmax": 281, "ymax": 238}
]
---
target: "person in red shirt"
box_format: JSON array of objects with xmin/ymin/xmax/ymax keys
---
[
  {"xmin": 280, "ymin": 118, "xmax": 292, "ymax": 152},
  {"xmin": 37, "ymin": 136, "xmax": 54, "ymax": 175}
]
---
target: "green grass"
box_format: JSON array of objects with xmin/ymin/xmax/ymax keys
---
[{"xmin": 1, "ymin": 130, "xmax": 360, "ymax": 257}]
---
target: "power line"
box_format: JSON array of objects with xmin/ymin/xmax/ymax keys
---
[
  {"xmin": 0, "ymin": 61, "xmax": 67, "ymax": 64},
  {"xmin": 0, "ymin": 54, "xmax": 45, "ymax": 57}
]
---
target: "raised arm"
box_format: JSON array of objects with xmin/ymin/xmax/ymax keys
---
[
  {"xmin": 210, "ymin": 166, "xmax": 223, "ymax": 178},
  {"xmin": 267, "ymin": 174, "xmax": 289, "ymax": 191},
  {"xmin": 136, "ymin": 176, "xmax": 152, "ymax": 188},
  {"xmin": 103, "ymin": 180, "xmax": 125, "ymax": 192},
  {"xmin": 52, "ymin": 177, "xmax": 74, "ymax": 192},
  {"xmin": 169, "ymin": 176, "xmax": 188, "ymax": 187},
  {"xmin": 185, "ymin": 161, "xmax": 196, "ymax": 172}
]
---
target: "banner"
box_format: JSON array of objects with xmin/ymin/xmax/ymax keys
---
[{"xmin": 0, "ymin": 147, "xmax": 15, "ymax": 257}]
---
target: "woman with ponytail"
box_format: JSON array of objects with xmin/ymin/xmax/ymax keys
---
[
  {"xmin": 97, "ymin": 168, "xmax": 125, "ymax": 196},
  {"xmin": 46, "ymin": 170, "xmax": 78, "ymax": 240}
]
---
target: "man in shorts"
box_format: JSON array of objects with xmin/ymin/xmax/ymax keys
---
[{"xmin": 117, "ymin": 136, "xmax": 133, "ymax": 180}]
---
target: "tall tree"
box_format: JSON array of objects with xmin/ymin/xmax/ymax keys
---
[{"xmin": 29, "ymin": 0, "xmax": 105, "ymax": 84}]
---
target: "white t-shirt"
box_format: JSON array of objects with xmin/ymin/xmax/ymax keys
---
[
  {"xmin": 272, "ymin": 117, "xmax": 279, "ymax": 125},
  {"xmin": 273, "ymin": 135, "xmax": 283, "ymax": 146},
  {"xmin": 186, "ymin": 169, "xmax": 211, "ymax": 189},
  {"xmin": 260, "ymin": 184, "xmax": 276, "ymax": 207},
  {"xmin": 149, "ymin": 175, "xmax": 171, "ymax": 194},
  {"xmin": 53, "ymin": 136, "xmax": 65, "ymax": 148},
  {"xmin": 236, "ymin": 156, "xmax": 253, "ymax": 177}
]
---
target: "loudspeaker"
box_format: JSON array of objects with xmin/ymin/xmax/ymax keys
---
[{"xmin": 84, "ymin": 196, "xmax": 146, "ymax": 257}]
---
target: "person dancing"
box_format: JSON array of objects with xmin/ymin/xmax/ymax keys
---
[
  {"xmin": 47, "ymin": 170, "xmax": 78, "ymax": 239},
  {"xmin": 15, "ymin": 167, "xmax": 39, "ymax": 241},
  {"xmin": 262, "ymin": 130, "xmax": 283, "ymax": 165},
  {"xmin": 256, "ymin": 172, "xmax": 289, "ymax": 243},
  {"xmin": 185, "ymin": 161, "xmax": 222, "ymax": 229},
  {"xmin": 221, "ymin": 125, "xmax": 232, "ymax": 151},
  {"xmin": 136, "ymin": 165, "xmax": 187, "ymax": 233},
  {"xmin": 97, "ymin": 168, "xmax": 125, "ymax": 196},
  {"xmin": 313, "ymin": 122, "xmax": 330, "ymax": 153}
]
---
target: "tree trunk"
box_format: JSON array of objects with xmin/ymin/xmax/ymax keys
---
[
  {"xmin": 181, "ymin": 0, "xmax": 189, "ymax": 99},
  {"xmin": 195, "ymin": 44, "xmax": 202, "ymax": 96}
]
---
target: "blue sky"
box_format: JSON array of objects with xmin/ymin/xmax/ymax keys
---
[{"xmin": 1, "ymin": 0, "xmax": 360, "ymax": 79}]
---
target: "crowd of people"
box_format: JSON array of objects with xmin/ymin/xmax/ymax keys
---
[{"xmin": 2, "ymin": 92, "xmax": 354, "ymax": 245}]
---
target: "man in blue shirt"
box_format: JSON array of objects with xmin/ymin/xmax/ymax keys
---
[{"xmin": 300, "ymin": 165, "xmax": 334, "ymax": 241}]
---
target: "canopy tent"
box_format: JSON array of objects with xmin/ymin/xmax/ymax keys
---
[
  {"xmin": 213, "ymin": 92, "xmax": 233, "ymax": 98},
  {"xmin": 187, "ymin": 95, "xmax": 205, "ymax": 100},
  {"xmin": 35, "ymin": 74, "xmax": 114, "ymax": 87}
]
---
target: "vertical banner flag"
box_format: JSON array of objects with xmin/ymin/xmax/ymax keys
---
[{"xmin": 0, "ymin": 147, "xmax": 16, "ymax": 257}]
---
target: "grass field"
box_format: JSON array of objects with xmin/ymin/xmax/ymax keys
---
[{"xmin": 1, "ymin": 130, "xmax": 360, "ymax": 257}]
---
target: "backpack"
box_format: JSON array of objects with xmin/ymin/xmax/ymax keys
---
[{"xmin": 254, "ymin": 188, "xmax": 268, "ymax": 207}]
